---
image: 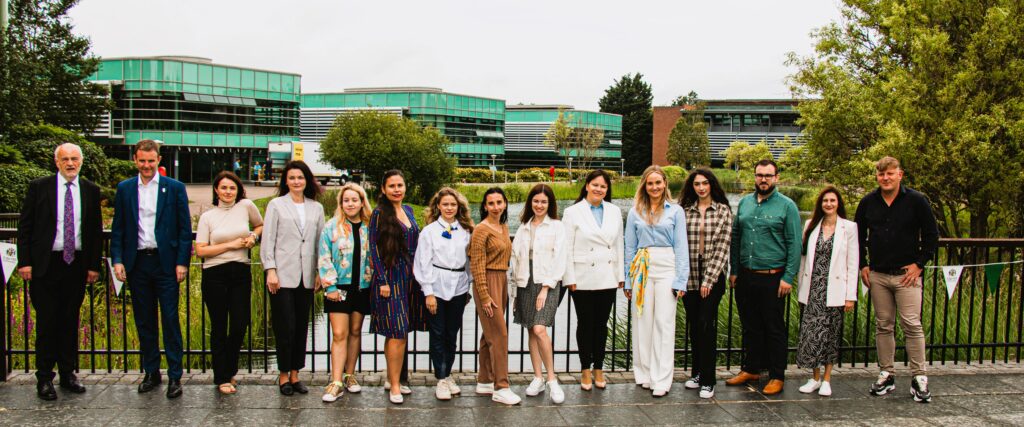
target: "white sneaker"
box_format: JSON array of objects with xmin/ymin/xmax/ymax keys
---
[
  {"xmin": 389, "ymin": 393, "xmax": 404, "ymax": 404},
  {"xmin": 548, "ymin": 380, "xmax": 565, "ymax": 404},
  {"xmin": 525, "ymin": 377, "xmax": 545, "ymax": 397},
  {"xmin": 321, "ymin": 381, "xmax": 344, "ymax": 402},
  {"xmin": 684, "ymin": 374, "xmax": 701, "ymax": 389},
  {"xmin": 343, "ymin": 374, "xmax": 362, "ymax": 393},
  {"xmin": 640, "ymin": 383, "xmax": 651, "ymax": 390},
  {"xmin": 818, "ymin": 381, "xmax": 832, "ymax": 397},
  {"xmin": 699, "ymin": 385, "xmax": 715, "ymax": 399},
  {"xmin": 492, "ymin": 388, "xmax": 522, "ymax": 405},
  {"xmin": 385, "ymin": 382, "xmax": 412, "ymax": 395},
  {"xmin": 446, "ymin": 377, "xmax": 461, "ymax": 395},
  {"xmin": 435, "ymin": 379, "xmax": 452, "ymax": 400},
  {"xmin": 475, "ymin": 382, "xmax": 495, "ymax": 395},
  {"xmin": 799, "ymin": 379, "xmax": 822, "ymax": 394},
  {"xmin": 652, "ymin": 389, "xmax": 668, "ymax": 397}
]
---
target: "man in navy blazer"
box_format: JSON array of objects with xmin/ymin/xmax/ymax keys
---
[{"xmin": 110, "ymin": 139, "xmax": 192, "ymax": 399}]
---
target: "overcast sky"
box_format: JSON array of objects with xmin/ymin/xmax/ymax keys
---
[{"xmin": 68, "ymin": 0, "xmax": 843, "ymax": 111}]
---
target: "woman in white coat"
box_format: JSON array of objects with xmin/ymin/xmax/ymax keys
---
[
  {"xmin": 796, "ymin": 186, "xmax": 858, "ymax": 397},
  {"xmin": 562, "ymin": 169, "xmax": 624, "ymax": 391}
]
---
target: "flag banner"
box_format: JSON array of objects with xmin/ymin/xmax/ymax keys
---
[
  {"xmin": 0, "ymin": 243, "xmax": 17, "ymax": 285},
  {"xmin": 985, "ymin": 264, "xmax": 1005, "ymax": 293},
  {"xmin": 107, "ymin": 258, "xmax": 124, "ymax": 295},
  {"xmin": 942, "ymin": 266, "xmax": 964, "ymax": 299}
]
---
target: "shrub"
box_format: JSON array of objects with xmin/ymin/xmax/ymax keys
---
[
  {"xmin": 4, "ymin": 123, "xmax": 112, "ymax": 186},
  {"xmin": 662, "ymin": 165, "xmax": 686, "ymax": 180},
  {"xmin": 107, "ymin": 158, "xmax": 137, "ymax": 186},
  {"xmin": 0, "ymin": 164, "xmax": 52, "ymax": 212}
]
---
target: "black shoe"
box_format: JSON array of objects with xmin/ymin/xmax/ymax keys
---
[
  {"xmin": 59, "ymin": 373, "xmax": 87, "ymax": 394},
  {"xmin": 291, "ymin": 381, "xmax": 309, "ymax": 394},
  {"xmin": 166, "ymin": 379, "xmax": 183, "ymax": 399},
  {"xmin": 279, "ymin": 382, "xmax": 294, "ymax": 396},
  {"xmin": 869, "ymin": 371, "xmax": 896, "ymax": 396},
  {"xmin": 37, "ymin": 378, "xmax": 58, "ymax": 401},
  {"xmin": 911, "ymin": 375, "xmax": 931, "ymax": 403},
  {"xmin": 138, "ymin": 372, "xmax": 162, "ymax": 393}
]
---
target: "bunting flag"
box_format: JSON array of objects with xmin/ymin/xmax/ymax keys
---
[
  {"xmin": 107, "ymin": 258, "xmax": 124, "ymax": 295},
  {"xmin": 985, "ymin": 264, "xmax": 1004, "ymax": 293},
  {"xmin": 0, "ymin": 242, "xmax": 17, "ymax": 285},
  {"xmin": 942, "ymin": 266, "xmax": 964, "ymax": 299}
]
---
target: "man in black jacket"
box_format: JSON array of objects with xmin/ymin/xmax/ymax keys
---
[{"xmin": 17, "ymin": 143, "xmax": 103, "ymax": 400}]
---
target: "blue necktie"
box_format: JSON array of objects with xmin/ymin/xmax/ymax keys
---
[{"xmin": 63, "ymin": 182, "xmax": 75, "ymax": 264}]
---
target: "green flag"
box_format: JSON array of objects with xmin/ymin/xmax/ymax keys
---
[{"xmin": 985, "ymin": 264, "xmax": 1004, "ymax": 293}]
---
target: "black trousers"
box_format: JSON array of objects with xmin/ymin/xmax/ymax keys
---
[
  {"xmin": 30, "ymin": 252, "xmax": 87, "ymax": 379},
  {"xmin": 201, "ymin": 262, "xmax": 251, "ymax": 385},
  {"xmin": 734, "ymin": 270, "xmax": 787, "ymax": 380},
  {"xmin": 270, "ymin": 285, "xmax": 312, "ymax": 372},
  {"xmin": 128, "ymin": 252, "xmax": 183, "ymax": 379},
  {"xmin": 427, "ymin": 293, "xmax": 467, "ymax": 379},
  {"xmin": 683, "ymin": 259, "xmax": 725, "ymax": 387},
  {"xmin": 571, "ymin": 288, "xmax": 617, "ymax": 370}
]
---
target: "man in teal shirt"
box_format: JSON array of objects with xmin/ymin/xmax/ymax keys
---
[{"xmin": 724, "ymin": 159, "xmax": 802, "ymax": 395}]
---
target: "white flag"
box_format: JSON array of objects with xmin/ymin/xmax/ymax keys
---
[
  {"xmin": 0, "ymin": 242, "xmax": 17, "ymax": 285},
  {"xmin": 107, "ymin": 258, "xmax": 124, "ymax": 295},
  {"xmin": 942, "ymin": 266, "xmax": 964, "ymax": 299}
]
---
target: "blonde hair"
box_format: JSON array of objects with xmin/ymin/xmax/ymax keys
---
[
  {"xmin": 332, "ymin": 183, "xmax": 372, "ymax": 242},
  {"xmin": 633, "ymin": 165, "xmax": 673, "ymax": 225},
  {"xmin": 876, "ymin": 156, "xmax": 901, "ymax": 173},
  {"xmin": 425, "ymin": 187, "xmax": 474, "ymax": 232}
]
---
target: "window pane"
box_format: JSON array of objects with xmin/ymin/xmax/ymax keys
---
[
  {"xmin": 213, "ymin": 67, "xmax": 227, "ymax": 87},
  {"xmin": 162, "ymin": 61, "xmax": 182, "ymax": 83},
  {"xmin": 183, "ymin": 63, "xmax": 198, "ymax": 84},
  {"xmin": 227, "ymin": 68, "xmax": 241, "ymax": 88},
  {"xmin": 255, "ymin": 72, "xmax": 268, "ymax": 91},
  {"xmin": 142, "ymin": 60, "xmax": 162, "ymax": 81},
  {"xmin": 198, "ymin": 65, "xmax": 213, "ymax": 85},
  {"xmin": 268, "ymin": 73, "xmax": 280, "ymax": 92},
  {"xmin": 241, "ymin": 70, "xmax": 255, "ymax": 89}
]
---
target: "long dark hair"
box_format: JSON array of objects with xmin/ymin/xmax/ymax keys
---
[
  {"xmin": 679, "ymin": 168, "xmax": 730, "ymax": 210},
  {"xmin": 520, "ymin": 184, "xmax": 558, "ymax": 224},
  {"xmin": 277, "ymin": 160, "xmax": 322, "ymax": 199},
  {"xmin": 479, "ymin": 187, "xmax": 508, "ymax": 224},
  {"xmin": 575, "ymin": 169, "xmax": 613, "ymax": 203},
  {"xmin": 375, "ymin": 170, "xmax": 408, "ymax": 268},
  {"xmin": 211, "ymin": 171, "xmax": 246, "ymax": 205},
  {"xmin": 802, "ymin": 185, "xmax": 847, "ymax": 254}
]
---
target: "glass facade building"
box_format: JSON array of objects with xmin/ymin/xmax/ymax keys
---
[
  {"xmin": 504, "ymin": 105, "xmax": 622, "ymax": 171},
  {"xmin": 86, "ymin": 56, "xmax": 301, "ymax": 182},
  {"xmin": 300, "ymin": 88, "xmax": 505, "ymax": 168},
  {"xmin": 702, "ymin": 100, "xmax": 803, "ymax": 161}
]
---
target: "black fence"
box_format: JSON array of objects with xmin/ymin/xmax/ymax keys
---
[{"xmin": 1, "ymin": 229, "xmax": 1022, "ymax": 380}]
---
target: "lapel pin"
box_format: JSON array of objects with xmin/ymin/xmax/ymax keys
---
[{"xmin": 162, "ymin": 188, "xmax": 166, "ymax": 193}]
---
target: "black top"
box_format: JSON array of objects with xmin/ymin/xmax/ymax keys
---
[
  {"xmin": 349, "ymin": 222, "xmax": 362, "ymax": 290},
  {"xmin": 854, "ymin": 185, "xmax": 940, "ymax": 270}
]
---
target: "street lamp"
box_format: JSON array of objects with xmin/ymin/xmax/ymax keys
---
[
  {"xmin": 568, "ymin": 157, "xmax": 574, "ymax": 183},
  {"xmin": 490, "ymin": 154, "xmax": 497, "ymax": 182},
  {"xmin": 620, "ymin": 158, "xmax": 625, "ymax": 177}
]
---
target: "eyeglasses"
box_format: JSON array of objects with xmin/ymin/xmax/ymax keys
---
[{"xmin": 754, "ymin": 174, "xmax": 777, "ymax": 180}]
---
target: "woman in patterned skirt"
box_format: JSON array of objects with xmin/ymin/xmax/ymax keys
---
[
  {"xmin": 369, "ymin": 170, "xmax": 427, "ymax": 404},
  {"xmin": 510, "ymin": 184, "xmax": 567, "ymax": 404},
  {"xmin": 796, "ymin": 186, "xmax": 859, "ymax": 397}
]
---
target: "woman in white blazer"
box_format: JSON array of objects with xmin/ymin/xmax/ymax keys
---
[
  {"xmin": 510, "ymin": 184, "xmax": 567, "ymax": 403},
  {"xmin": 562, "ymin": 170, "xmax": 624, "ymax": 391},
  {"xmin": 260, "ymin": 161, "xmax": 325, "ymax": 396},
  {"xmin": 795, "ymin": 186, "xmax": 858, "ymax": 397}
]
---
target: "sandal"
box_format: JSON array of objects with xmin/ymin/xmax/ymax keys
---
[{"xmin": 218, "ymin": 383, "xmax": 237, "ymax": 395}]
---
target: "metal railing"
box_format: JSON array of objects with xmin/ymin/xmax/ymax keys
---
[{"xmin": 1, "ymin": 230, "xmax": 1022, "ymax": 380}]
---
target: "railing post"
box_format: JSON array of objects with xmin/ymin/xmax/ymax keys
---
[{"xmin": 1, "ymin": 277, "xmax": 7, "ymax": 381}]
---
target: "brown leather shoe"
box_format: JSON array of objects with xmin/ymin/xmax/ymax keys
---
[
  {"xmin": 762, "ymin": 379, "xmax": 784, "ymax": 395},
  {"xmin": 725, "ymin": 371, "xmax": 760, "ymax": 386},
  {"xmin": 593, "ymin": 369, "xmax": 607, "ymax": 389},
  {"xmin": 580, "ymin": 369, "xmax": 593, "ymax": 391}
]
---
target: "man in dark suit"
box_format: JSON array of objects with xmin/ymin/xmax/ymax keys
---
[
  {"xmin": 110, "ymin": 139, "xmax": 192, "ymax": 399},
  {"xmin": 17, "ymin": 143, "xmax": 103, "ymax": 400}
]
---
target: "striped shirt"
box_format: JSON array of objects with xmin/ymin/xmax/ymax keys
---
[{"xmin": 684, "ymin": 201, "xmax": 733, "ymax": 291}]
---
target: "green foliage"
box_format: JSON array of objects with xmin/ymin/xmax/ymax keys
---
[
  {"xmin": 3, "ymin": 123, "xmax": 111, "ymax": 185},
  {"xmin": 0, "ymin": 164, "xmax": 52, "ymax": 211},
  {"xmin": 0, "ymin": 143, "xmax": 26, "ymax": 165},
  {"xmin": 599, "ymin": 73, "xmax": 653, "ymax": 175},
  {"xmin": 671, "ymin": 90, "xmax": 700, "ymax": 107},
  {"xmin": 721, "ymin": 141, "xmax": 774, "ymax": 180},
  {"xmin": 786, "ymin": 0, "xmax": 1024, "ymax": 237},
  {"xmin": 454, "ymin": 167, "xmax": 511, "ymax": 183},
  {"xmin": 0, "ymin": 0, "xmax": 111, "ymax": 135},
  {"xmin": 319, "ymin": 111, "xmax": 455, "ymax": 204},
  {"xmin": 661, "ymin": 165, "xmax": 686, "ymax": 180},
  {"xmin": 666, "ymin": 106, "xmax": 711, "ymax": 169},
  {"xmin": 106, "ymin": 158, "xmax": 137, "ymax": 186}
]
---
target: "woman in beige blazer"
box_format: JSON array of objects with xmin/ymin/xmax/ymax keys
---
[
  {"xmin": 562, "ymin": 169, "xmax": 624, "ymax": 390},
  {"xmin": 260, "ymin": 161, "xmax": 325, "ymax": 396},
  {"xmin": 795, "ymin": 186, "xmax": 858, "ymax": 397}
]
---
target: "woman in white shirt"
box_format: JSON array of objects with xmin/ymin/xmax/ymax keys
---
[
  {"xmin": 511, "ymin": 184, "xmax": 567, "ymax": 404},
  {"xmin": 413, "ymin": 187, "xmax": 474, "ymax": 401},
  {"xmin": 562, "ymin": 169, "xmax": 624, "ymax": 391}
]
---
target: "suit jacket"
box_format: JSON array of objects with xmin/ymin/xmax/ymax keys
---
[
  {"xmin": 110, "ymin": 175, "xmax": 192, "ymax": 275},
  {"xmin": 260, "ymin": 196, "xmax": 325, "ymax": 289},
  {"xmin": 797, "ymin": 218, "xmax": 859, "ymax": 307},
  {"xmin": 561, "ymin": 200, "xmax": 625, "ymax": 290},
  {"xmin": 16, "ymin": 175, "xmax": 103, "ymax": 276}
]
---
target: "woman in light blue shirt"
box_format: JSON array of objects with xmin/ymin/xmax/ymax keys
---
[{"xmin": 624, "ymin": 165, "xmax": 690, "ymax": 397}]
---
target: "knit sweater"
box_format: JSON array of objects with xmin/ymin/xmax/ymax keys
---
[{"xmin": 468, "ymin": 221, "xmax": 511, "ymax": 306}]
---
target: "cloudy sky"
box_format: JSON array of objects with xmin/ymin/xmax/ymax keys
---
[{"xmin": 68, "ymin": 0, "xmax": 843, "ymax": 111}]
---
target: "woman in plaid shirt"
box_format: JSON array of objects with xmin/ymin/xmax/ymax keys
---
[{"xmin": 678, "ymin": 168, "xmax": 733, "ymax": 399}]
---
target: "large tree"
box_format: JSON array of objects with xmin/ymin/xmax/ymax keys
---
[
  {"xmin": 666, "ymin": 102, "xmax": 710, "ymax": 169},
  {"xmin": 599, "ymin": 73, "xmax": 653, "ymax": 175},
  {"xmin": 543, "ymin": 108, "xmax": 605, "ymax": 180},
  {"xmin": 320, "ymin": 110, "xmax": 454, "ymax": 204},
  {"xmin": 0, "ymin": 0, "xmax": 110, "ymax": 136},
  {"xmin": 787, "ymin": 0, "xmax": 1024, "ymax": 237},
  {"xmin": 671, "ymin": 90, "xmax": 700, "ymax": 107}
]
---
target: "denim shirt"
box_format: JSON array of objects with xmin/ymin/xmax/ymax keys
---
[
  {"xmin": 624, "ymin": 201, "xmax": 691, "ymax": 291},
  {"xmin": 318, "ymin": 217, "xmax": 372, "ymax": 292}
]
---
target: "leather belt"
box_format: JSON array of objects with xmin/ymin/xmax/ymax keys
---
[
  {"xmin": 743, "ymin": 267, "xmax": 784, "ymax": 275},
  {"xmin": 138, "ymin": 248, "xmax": 159, "ymax": 256},
  {"xmin": 873, "ymin": 267, "xmax": 907, "ymax": 276},
  {"xmin": 433, "ymin": 264, "xmax": 465, "ymax": 272}
]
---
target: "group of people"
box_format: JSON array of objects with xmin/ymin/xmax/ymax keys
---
[{"xmin": 16, "ymin": 139, "xmax": 939, "ymax": 406}]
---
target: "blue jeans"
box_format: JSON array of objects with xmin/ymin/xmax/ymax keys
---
[
  {"xmin": 128, "ymin": 252, "xmax": 183, "ymax": 379},
  {"xmin": 428, "ymin": 293, "xmax": 467, "ymax": 379}
]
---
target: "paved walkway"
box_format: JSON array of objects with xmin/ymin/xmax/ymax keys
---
[{"xmin": 3, "ymin": 365, "xmax": 1024, "ymax": 426}]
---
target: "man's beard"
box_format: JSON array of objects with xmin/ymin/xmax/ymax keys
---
[{"xmin": 756, "ymin": 184, "xmax": 775, "ymax": 196}]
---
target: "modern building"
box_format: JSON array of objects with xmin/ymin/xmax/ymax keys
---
[
  {"xmin": 652, "ymin": 99, "xmax": 803, "ymax": 166},
  {"xmin": 300, "ymin": 87, "xmax": 505, "ymax": 168},
  {"xmin": 504, "ymin": 105, "xmax": 622, "ymax": 172},
  {"xmin": 86, "ymin": 56, "xmax": 301, "ymax": 182}
]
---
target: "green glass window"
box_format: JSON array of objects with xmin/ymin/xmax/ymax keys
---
[
  {"xmin": 198, "ymin": 65, "xmax": 213, "ymax": 85},
  {"xmin": 96, "ymin": 61, "xmax": 124, "ymax": 81},
  {"xmin": 142, "ymin": 60, "xmax": 162, "ymax": 82},
  {"xmin": 241, "ymin": 70, "xmax": 255, "ymax": 89},
  {"xmin": 213, "ymin": 67, "xmax": 227, "ymax": 87},
  {"xmin": 268, "ymin": 73, "xmax": 280, "ymax": 92},
  {"xmin": 255, "ymin": 72, "xmax": 268, "ymax": 91},
  {"xmin": 343, "ymin": 94, "xmax": 365, "ymax": 107},
  {"xmin": 385, "ymin": 92, "xmax": 407, "ymax": 107},
  {"xmin": 227, "ymin": 68, "xmax": 241, "ymax": 88},
  {"xmin": 282, "ymin": 75, "xmax": 295, "ymax": 94},
  {"xmin": 123, "ymin": 60, "xmax": 142, "ymax": 80},
  {"xmin": 162, "ymin": 61, "xmax": 182, "ymax": 83},
  {"xmin": 183, "ymin": 63, "xmax": 198, "ymax": 84}
]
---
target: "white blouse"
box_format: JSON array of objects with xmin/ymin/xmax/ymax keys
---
[{"xmin": 413, "ymin": 219, "xmax": 472, "ymax": 301}]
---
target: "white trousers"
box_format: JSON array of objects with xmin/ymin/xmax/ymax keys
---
[{"xmin": 631, "ymin": 247, "xmax": 678, "ymax": 392}]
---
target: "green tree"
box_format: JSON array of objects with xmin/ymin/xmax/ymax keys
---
[
  {"xmin": 787, "ymin": 0, "xmax": 1024, "ymax": 237},
  {"xmin": 3, "ymin": 123, "xmax": 111, "ymax": 185},
  {"xmin": 0, "ymin": 0, "xmax": 111, "ymax": 135},
  {"xmin": 543, "ymin": 108, "xmax": 605, "ymax": 180},
  {"xmin": 666, "ymin": 103, "xmax": 710, "ymax": 169},
  {"xmin": 721, "ymin": 140, "xmax": 773, "ymax": 181},
  {"xmin": 319, "ymin": 111, "xmax": 454, "ymax": 204},
  {"xmin": 671, "ymin": 90, "xmax": 700, "ymax": 107},
  {"xmin": 599, "ymin": 73, "xmax": 653, "ymax": 175}
]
